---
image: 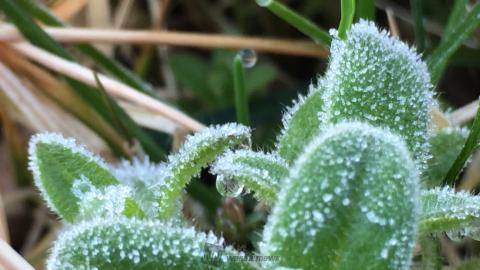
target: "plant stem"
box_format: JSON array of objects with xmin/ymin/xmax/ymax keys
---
[
  {"xmin": 233, "ymin": 55, "xmax": 249, "ymax": 126},
  {"xmin": 256, "ymin": 0, "xmax": 331, "ymax": 45},
  {"xmin": 338, "ymin": 0, "xmax": 356, "ymax": 39},
  {"xmin": 444, "ymin": 98, "xmax": 480, "ymax": 185}
]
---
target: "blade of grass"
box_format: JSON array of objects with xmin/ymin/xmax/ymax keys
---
[
  {"xmin": 338, "ymin": 0, "xmax": 355, "ymax": 39},
  {"xmin": 0, "ymin": 43, "xmax": 129, "ymax": 157},
  {"xmin": 355, "ymin": 0, "xmax": 375, "ymax": 20},
  {"xmin": 10, "ymin": 43, "xmax": 204, "ymax": 132},
  {"xmin": 444, "ymin": 0, "xmax": 469, "ymax": 39},
  {"xmin": 0, "ymin": 0, "xmax": 165, "ymax": 160},
  {"xmin": 410, "ymin": 0, "xmax": 426, "ymax": 52},
  {"xmin": 427, "ymin": 2, "xmax": 480, "ymax": 83},
  {"xmin": 444, "ymin": 98, "xmax": 480, "ymax": 185},
  {"xmin": 0, "ymin": 239, "xmax": 35, "ymax": 270},
  {"xmin": 14, "ymin": 0, "xmax": 157, "ymax": 97},
  {"xmin": 256, "ymin": 0, "xmax": 331, "ymax": 45},
  {"xmin": 233, "ymin": 54, "xmax": 250, "ymax": 125}
]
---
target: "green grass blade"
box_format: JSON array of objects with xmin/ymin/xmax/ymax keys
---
[
  {"xmin": 443, "ymin": 100, "xmax": 480, "ymax": 184},
  {"xmin": 338, "ymin": 0, "xmax": 355, "ymax": 39},
  {"xmin": 410, "ymin": 0, "xmax": 426, "ymax": 52},
  {"xmin": 233, "ymin": 55, "xmax": 250, "ymax": 125},
  {"xmin": 256, "ymin": 0, "xmax": 331, "ymax": 45},
  {"xmin": 427, "ymin": 2, "xmax": 480, "ymax": 83},
  {"xmin": 355, "ymin": 0, "xmax": 375, "ymax": 20},
  {"xmin": 14, "ymin": 0, "xmax": 157, "ymax": 97},
  {"xmin": 444, "ymin": 0, "xmax": 469, "ymax": 39}
]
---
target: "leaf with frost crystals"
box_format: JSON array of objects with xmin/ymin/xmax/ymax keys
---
[
  {"xmin": 28, "ymin": 133, "xmax": 142, "ymax": 222},
  {"xmin": 419, "ymin": 187, "xmax": 480, "ymax": 234},
  {"xmin": 47, "ymin": 217, "xmax": 257, "ymax": 270},
  {"xmin": 320, "ymin": 20, "xmax": 435, "ymax": 167},
  {"xmin": 261, "ymin": 122, "xmax": 419, "ymax": 270},
  {"xmin": 276, "ymin": 83, "xmax": 324, "ymax": 164},
  {"xmin": 424, "ymin": 127, "xmax": 468, "ymax": 187},
  {"xmin": 211, "ymin": 150, "xmax": 288, "ymax": 204},
  {"xmin": 153, "ymin": 123, "xmax": 251, "ymax": 219}
]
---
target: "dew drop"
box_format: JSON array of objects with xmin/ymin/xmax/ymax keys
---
[
  {"xmin": 256, "ymin": 0, "xmax": 273, "ymax": 7},
  {"xmin": 446, "ymin": 229, "xmax": 466, "ymax": 242},
  {"xmin": 238, "ymin": 49, "xmax": 257, "ymax": 68},
  {"xmin": 216, "ymin": 175, "xmax": 243, "ymax": 197}
]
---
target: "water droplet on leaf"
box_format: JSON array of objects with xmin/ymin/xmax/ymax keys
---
[
  {"xmin": 216, "ymin": 175, "xmax": 243, "ymax": 197},
  {"xmin": 446, "ymin": 229, "xmax": 466, "ymax": 242},
  {"xmin": 238, "ymin": 49, "xmax": 257, "ymax": 68}
]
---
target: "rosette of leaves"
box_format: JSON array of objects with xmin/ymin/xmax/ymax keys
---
[{"xmin": 29, "ymin": 20, "xmax": 480, "ymax": 270}]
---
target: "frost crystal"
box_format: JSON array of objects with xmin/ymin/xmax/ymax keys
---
[
  {"xmin": 420, "ymin": 187, "xmax": 480, "ymax": 234},
  {"xmin": 320, "ymin": 20, "xmax": 435, "ymax": 168},
  {"xmin": 47, "ymin": 217, "xmax": 254, "ymax": 270},
  {"xmin": 276, "ymin": 82, "xmax": 324, "ymax": 164},
  {"xmin": 262, "ymin": 122, "xmax": 418, "ymax": 270},
  {"xmin": 72, "ymin": 176, "xmax": 133, "ymax": 220}
]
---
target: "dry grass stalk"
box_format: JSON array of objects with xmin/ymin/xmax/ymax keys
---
[
  {"xmin": 6, "ymin": 42, "xmax": 205, "ymax": 132},
  {"xmin": 51, "ymin": 0, "xmax": 89, "ymax": 21},
  {"xmin": 449, "ymin": 100, "xmax": 478, "ymax": 126},
  {"xmin": 386, "ymin": 8, "xmax": 400, "ymax": 37},
  {"xmin": 0, "ymin": 239, "xmax": 35, "ymax": 270},
  {"xmin": 0, "ymin": 193, "xmax": 9, "ymax": 243},
  {"xmin": 431, "ymin": 107, "xmax": 451, "ymax": 129},
  {"xmin": 0, "ymin": 25, "xmax": 328, "ymax": 58},
  {"xmin": 119, "ymin": 101, "xmax": 179, "ymax": 134}
]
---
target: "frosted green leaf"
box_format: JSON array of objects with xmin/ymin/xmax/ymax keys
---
[
  {"xmin": 28, "ymin": 133, "xmax": 121, "ymax": 222},
  {"xmin": 47, "ymin": 217, "xmax": 257, "ymax": 270},
  {"xmin": 111, "ymin": 158, "xmax": 169, "ymax": 217},
  {"xmin": 321, "ymin": 20, "xmax": 435, "ymax": 167},
  {"xmin": 211, "ymin": 150, "xmax": 288, "ymax": 204},
  {"xmin": 419, "ymin": 187, "xmax": 480, "ymax": 235},
  {"xmin": 261, "ymin": 122, "xmax": 419, "ymax": 270},
  {"xmin": 72, "ymin": 176, "xmax": 144, "ymax": 220},
  {"xmin": 276, "ymin": 83, "xmax": 324, "ymax": 164},
  {"xmin": 153, "ymin": 123, "xmax": 251, "ymax": 219},
  {"xmin": 424, "ymin": 127, "xmax": 468, "ymax": 187}
]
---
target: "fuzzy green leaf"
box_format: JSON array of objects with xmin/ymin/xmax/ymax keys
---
[
  {"xmin": 262, "ymin": 122, "xmax": 419, "ymax": 270},
  {"xmin": 48, "ymin": 217, "xmax": 256, "ymax": 270},
  {"xmin": 28, "ymin": 133, "xmax": 142, "ymax": 222},
  {"xmin": 153, "ymin": 123, "xmax": 251, "ymax": 219},
  {"xmin": 419, "ymin": 187, "xmax": 480, "ymax": 234},
  {"xmin": 321, "ymin": 21, "xmax": 434, "ymax": 167},
  {"xmin": 425, "ymin": 127, "xmax": 468, "ymax": 187},
  {"xmin": 211, "ymin": 150, "xmax": 288, "ymax": 204},
  {"xmin": 276, "ymin": 85, "xmax": 324, "ymax": 164}
]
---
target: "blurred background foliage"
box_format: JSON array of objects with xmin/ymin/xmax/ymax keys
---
[{"xmin": 1, "ymin": 0, "xmax": 480, "ymax": 269}]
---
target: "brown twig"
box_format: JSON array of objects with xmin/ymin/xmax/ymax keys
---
[
  {"xmin": 5, "ymin": 42, "xmax": 205, "ymax": 132},
  {"xmin": 0, "ymin": 239, "xmax": 35, "ymax": 270},
  {"xmin": 0, "ymin": 25, "xmax": 328, "ymax": 58}
]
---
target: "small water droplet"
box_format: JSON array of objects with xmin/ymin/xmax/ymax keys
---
[
  {"xmin": 256, "ymin": 0, "xmax": 273, "ymax": 7},
  {"xmin": 216, "ymin": 175, "xmax": 243, "ymax": 197},
  {"xmin": 446, "ymin": 229, "xmax": 466, "ymax": 242},
  {"xmin": 238, "ymin": 49, "xmax": 257, "ymax": 68}
]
